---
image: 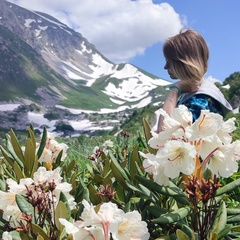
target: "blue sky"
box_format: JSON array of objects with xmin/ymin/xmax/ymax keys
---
[
  {"xmin": 8, "ymin": 0, "xmax": 240, "ymax": 82},
  {"xmin": 131, "ymin": 0, "xmax": 240, "ymax": 82}
]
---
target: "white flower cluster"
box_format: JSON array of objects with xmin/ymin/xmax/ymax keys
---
[
  {"xmin": 140, "ymin": 105, "xmax": 240, "ymax": 186},
  {"xmin": 0, "ymin": 167, "xmax": 76, "ymax": 226},
  {"xmin": 59, "ymin": 199, "xmax": 150, "ymax": 240},
  {"xmin": 38, "ymin": 132, "xmax": 68, "ymax": 163}
]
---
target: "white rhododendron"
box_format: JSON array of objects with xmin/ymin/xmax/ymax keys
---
[
  {"xmin": 0, "ymin": 167, "xmax": 76, "ymax": 225},
  {"xmin": 38, "ymin": 132, "xmax": 68, "ymax": 163},
  {"xmin": 140, "ymin": 105, "xmax": 239, "ymax": 186},
  {"xmin": 60, "ymin": 200, "xmax": 150, "ymax": 240}
]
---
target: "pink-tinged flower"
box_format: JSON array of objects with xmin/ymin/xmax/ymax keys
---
[
  {"xmin": 38, "ymin": 148, "xmax": 52, "ymax": 163},
  {"xmin": 38, "ymin": 131, "xmax": 68, "ymax": 164},
  {"xmin": 148, "ymin": 130, "xmax": 169, "ymax": 149},
  {"xmin": 7, "ymin": 178, "xmax": 33, "ymax": 194},
  {"xmin": 159, "ymin": 140, "xmax": 196, "ymax": 179},
  {"xmin": 60, "ymin": 201, "xmax": 149, "ymax": 240},
  {"xmin": 158, "ymin": 108, "xmax": 184, "ymax": 134},
  {"xmin": 200, "ymin": 136, "xmax": 223, "ymax": 161},
  {"xmin": 171, "ymin": 104, "xmax": 193, "ymax": 127},
  {"xmin": 33, "ymin": 167, "xmax": 62, "ymax": 185},
  {"xmin": 81, "ymin": 200, "xmax": 122, "ymax": 238},
  {"xmin": 206, "ymin": 144, "xmax": 238, "ymax": 178},
  {"xmin": 33, "ymin": 167, "xmax": 76, "ymax": 209},
  {"xmin": 139, "ymin": 152, "xmax": 169, "ymax": 186},
  {"xmin": 0, "ymin": 167, "xmax": 76, "ymax": 225},
  {"xmin": 59, "ymin": 218, "xmax": 104, "ymax": 240},
  {"xmin": 49, "ymin": 139, "xmax": 68, "ymax": 161},
  {"xmin": 185, "ymin": 110, "xmax": 223, "ymax": 141}
]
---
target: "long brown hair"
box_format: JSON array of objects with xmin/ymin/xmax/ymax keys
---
[{"xmin": 163, "ymin": 29, "xmax": 209, "ymax": 85}]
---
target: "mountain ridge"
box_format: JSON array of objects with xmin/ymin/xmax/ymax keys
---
[{"xmin": 0, "ymin": 0, "xmax": 171, "ymax": 135}]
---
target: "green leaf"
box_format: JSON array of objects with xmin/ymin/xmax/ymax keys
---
[
  {"xmin": 54, "ymin": 150, "xmax": 63, "ymax": 167},
  {"xmin": 135, "ymin": 175, "xmax": 189, "ymax": 205},
  {"xmin": 70, "ymin": 172, "xmax": 77, "ymax": 195},
  {"xmin": 103, "ymin": 158, "xmax": 111, "ymax": 176},
  {"xmin": 13, "ymin": 161, "xmax": 25, "ymax": 180},
  {"xmin": 227, "ymin": 215, "xmax": 240, "ymax": 224},
  {"xmin": 216, "ymin": 178, "xmax": 240, "ymax": 196},
  {"xmin": 10, "ymin": 129, "xmax": 25, "ymax": 162},
  {"xmin": 66, "ymin": 159, "xmax": 76, "ymax": 174},
  {"xmin": 175, "ymin": 222, "xmax": 196, "ymax": 240},
  {"xmin": 176, "ymin": 229, "xmax": 190, "ymax": 240},
  {"xmin": 227, "ymin": 208, "xmax": 240, "ymax": 215},
  {"xmin": 15, "ymin": 194, "xmax": 34, "ymax": 215},
  {"xmin": 55, "ymin": 201, "xmax": 69, "ymax": 230},
  {"xmin": 231, "ymin": 225, "xmax": 240, "ymax": 232},
  {"xmin": 129, "ymin": 144, "xmax": 141, "ymax": 177},
  {"xmin": 37, "ymin": 127, "xmax": 47, "ymax": 159},
  {"xmin": 152, "ymin": 206, "xmax": 191, "ymax": 224},
  {"xmin": 31, "ymin": 223, "xmax": 50, "ymax": 240},
  {"xmin": 37, "ymin": 235, "xmax": 44, "ymax": 240},
  {"xmin": 218, "ymin": 225, "xmax": 231, "ymax": 239},
  {"xmin": 146, "ymin": 205, "xmax": 169, "ymax": 217},
  {"xmin": 109, "ymin": 151, "xmax": 129, "ymax": 189},
  {"xmin": 142, "ymin": 117, "xmax": 156, "ymax": 154},
  {"xmin": 4, "ymin": 134, "xmax": 24, "ymax": 168},
  {"xmin": 28, "ymin": 127, "xmax": 36, "ymax": 150},
  {"xmin": 210, "ymin": 201, "xmax": 227, "ymax": 235},
  {"xmin": 88, "ymin": 183, "xmax": 102, "ymax": 205},
  {"xmin": 24, "ymin": 138, "xmax": 36, "ymax": 177},
  {"xmin": 59, "ymin": 192, "xmax": 71, "ymax": 219},
  {"xmin": 0, "ymin": 146, "xmax": 14, "ymax": 167}
]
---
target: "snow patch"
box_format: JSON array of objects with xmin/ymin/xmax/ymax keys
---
[
  {"xmin": 24, "ymin": 19, "xmax": 35, "ymax": 27},
  {"xmin": 0, "ymin": 104, "xmax": 20, "ymax": 111}
]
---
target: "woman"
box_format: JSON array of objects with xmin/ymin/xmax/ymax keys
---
[{"xmin": 157, "ymin": 29, "xmax": 232, "ymax": 132}]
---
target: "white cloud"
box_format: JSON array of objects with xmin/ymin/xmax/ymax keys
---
[
  {"xmin": 205, "ymin": 75, "xmax": 221, "ymax": 83},
  {"xmin": 8, "ymin": 0, "xmax": 185, "ymax": 62}
]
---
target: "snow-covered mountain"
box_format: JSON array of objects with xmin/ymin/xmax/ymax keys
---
[{"xmin": 0, "ymin": 0, "xmax": 171, "ymax": 135}]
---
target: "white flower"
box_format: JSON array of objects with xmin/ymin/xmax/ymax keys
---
[
  {"xmin": 38, "ymin": 148, "xmax": 52, "ymax": 163},
  {"xmin": 33, "ymin": 167, "xmax": 62, "ymax": 185},
  {"xmin": 62, "ymin": 201, "xmax": 150, "ymax": 240},
  {"xmin": 171, "ymin": 104, "xmax": 193, "ymax": 127},
  {"xmin": 33, "ymin": 167, "xmax": 76, "ymax": 209},
  {"xmin": 216, "ymin": 117, "xmax": 236, "ymax": 144},
  {"xmin": 158, "ymin": 108, "xmax": 184, "ymax": 134},
  {"xmin": 2, "ymin": 231, "xmax": 13, "ymax": 240},
  {"xmin": 81, "ymin": 200, "xmax": 122, "ymax": 238},
  {"xmin": 0, "ymin": 192, "xmax": 22, "ymax": 222},
  {"xmin": 230, "ymin": 140, "xmax": 240, "ymax": 161},
  {"xmin": 49, "ymin": 140, "xmax": 68, "ymax": 161},
  {"xmin": 93, "ymin": 146, "xmax": 100, "ymax": 155},
  {"xmin": 7, "ymin": 178, "xmax": 33, "ymax": 194},
  {"xmin": 38, "ymin": 131, "xmax": 68, "ymax": 163},
  {"xmin": 103, "ymin": 139, "xmax": 114, "ymax": 148},
  {"xmin": 186, "ymin": 110, "xmax": 223, "ymax": 141},
  {"xmin": 59, "ymin": 218, "xmax": 105, "ymax": 240},
  {"xmin": 110, "ymin": 210, "xmax": 150, "ymax": 240},
  {"xmin": 159, "ymin": 140, "xmax": 196, "ymax": 178},
  {"xmin": 140, "ymin": 152, "xmax": 169, "ymax": 186},
  {"xmin": 200, "ymin": 136, "xmax": 223, "ymax": 161},
  {"xmin": 55, "ymin": 182, "xmax": 76, "ymax": 210},
  {"xmin": 206, "ymin": 144, "xmax": 238, "ymax": 178},
  {"xmin": 148, "ymin": 130, "xmax": 168, "ymax": 149}
]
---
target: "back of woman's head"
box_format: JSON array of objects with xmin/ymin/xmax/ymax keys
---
[{"xmin": 163, "ymin": 29, "xmax": 209, "ymax": 85}]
